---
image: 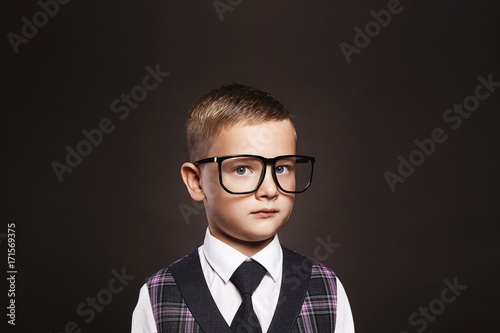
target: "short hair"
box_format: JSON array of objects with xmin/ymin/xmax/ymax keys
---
[{"xmin": 185, "ymin": 83, "xmax": 294, "ymax": 162}]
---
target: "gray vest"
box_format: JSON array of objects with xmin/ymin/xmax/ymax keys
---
[{"xmin": 146, "ymin": 246, "xmax": 337, "ymax": 332}]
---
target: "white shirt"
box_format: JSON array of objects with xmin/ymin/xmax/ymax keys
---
[{"xmin": 132, "ymin": 228, "xmax": 355, "ymax": 332}]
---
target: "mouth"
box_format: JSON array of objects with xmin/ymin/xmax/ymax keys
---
[{"xmin": 251, "ymin": 208, "xmax": 278, "ymax": 218}]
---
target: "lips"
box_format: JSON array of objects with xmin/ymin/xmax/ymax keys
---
[{"xmin": 251, "ymin": 208, "xmax": 278, "ymax": 217}]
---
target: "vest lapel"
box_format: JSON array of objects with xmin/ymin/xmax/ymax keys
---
[
  {"xmin": 170, "ymin": 248, "xmax": 233, "ymax": 333},
  {"xmin": 267, "ymin": 246, "xmax": 312, "ymax": 332},
  {"xmin": 170, "ymin": 246, "xmax": 312, "ymax": 333}
]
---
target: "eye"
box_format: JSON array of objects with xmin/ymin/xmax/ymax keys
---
[
  {"xmin": 234, "ymin": 166, "xmax": 250, "ymax": 175},
  {"xmin": 275, "ymin": 165, "xmax": 289, "ymax": 174}
]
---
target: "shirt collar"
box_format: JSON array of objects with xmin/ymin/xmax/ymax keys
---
[{"xmin": 202, "ymin": 227, "xmax": 282, "ymax": 283}]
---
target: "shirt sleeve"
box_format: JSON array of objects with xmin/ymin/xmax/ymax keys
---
[
  {"xmin": 131, "ymin": 283, "xmax": 157, "ymax": 333},
  {"xmin": 334, "ymin": 277, "xmax": 355, "ymax": 333}
]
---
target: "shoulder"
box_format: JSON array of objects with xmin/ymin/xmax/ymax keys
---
[
  {"xmin": 281, "ymin": 245, "xmax": 337, "ymax": 279},
  {"xmin": 310, "ymin": 259, "xmax": 337, "ymax": 279},
  {"xmin": 145, "ymin": 247, "xmax": 200, "ymax": 288},
  {"xmin": 145, "ymin": 266, "xmax": 174, "ymax": 289},
  {"xmin": 282, "ymin": 246, "xmax": 339, "ymax": 305}
]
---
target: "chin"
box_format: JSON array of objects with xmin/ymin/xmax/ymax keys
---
[
  {"xmin": 243, "ymin": 234, "xmax": 275, "ymax": 244},
  {"xmin": 246, "ymin": 224, "xmax": 285, "ymax": 241}
]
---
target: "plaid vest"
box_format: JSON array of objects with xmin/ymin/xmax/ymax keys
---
[{"xmin": 146, "ymin": 246, "xmax": 337, "ymax": 332}]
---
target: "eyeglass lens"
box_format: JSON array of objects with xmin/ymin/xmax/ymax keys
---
[{"xmin": 220, "ymin": 156, "xmax": 312, "ymax": 193}]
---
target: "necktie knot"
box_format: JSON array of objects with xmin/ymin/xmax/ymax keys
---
[{"xmin": 230, "ymin": 260, "xmax": 267, "ymax": 296}]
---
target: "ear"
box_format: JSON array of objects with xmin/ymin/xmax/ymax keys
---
[{"xmin": 180, "ymin": 162, "xmax": 205, "ymax": 201}]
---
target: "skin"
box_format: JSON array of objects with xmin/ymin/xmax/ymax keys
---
[{"xmin": 181, "ymin": 120, "xmax": 297, "ymax": 257}]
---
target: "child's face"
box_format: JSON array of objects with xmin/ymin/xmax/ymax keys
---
[{"xmin": 200, "ymin": 120, "xmax": 296, "ymax": 251}]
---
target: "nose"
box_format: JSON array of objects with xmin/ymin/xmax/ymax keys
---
[{"xmin": 255, "ymin": 165, "xmax": 279, "ymax": 199}]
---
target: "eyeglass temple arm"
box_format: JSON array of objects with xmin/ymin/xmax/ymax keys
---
[{"xmin": 193, "ymin": 157, "xmax": 218, "ymax": 165}]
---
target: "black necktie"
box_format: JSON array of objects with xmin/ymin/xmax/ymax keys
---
[{"xmin": 230, "ymin": 260, "xmax": 267, "ymax": 333}]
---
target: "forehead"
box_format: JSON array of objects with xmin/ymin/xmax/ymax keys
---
[{"xmin": 207, "ymin": 120, "xmax": 296, "ymax": 158}]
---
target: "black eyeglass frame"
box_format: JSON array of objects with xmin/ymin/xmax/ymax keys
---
[{"xmin": 193, "ymin": 154, "xmax": 315, "ymax": 195}]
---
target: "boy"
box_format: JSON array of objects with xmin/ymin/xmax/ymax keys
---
[{"xmin": 132, "ymin": 84, "xmax": 354, "ymax": 332}]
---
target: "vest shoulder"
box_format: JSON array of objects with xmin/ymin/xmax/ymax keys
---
[
  {"xmin": 145, "ymin": 247, "xmax": 199, "ymax": 286},
  {"xmin": 281, "ymin": 245, "xmax": 337, "ymax": 278},
  {"xmin": 309, "ymin": 259, "xmax": 337, "ymax": 280}
]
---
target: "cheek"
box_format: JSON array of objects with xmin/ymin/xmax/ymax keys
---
[
  {"xmin": 201, "ymin": 171, "xmax": 223, "ymax": 199},
  {"xmin": 282, "ymin": 193, "xmax": 295, "ymax": 204},
  {"xmin": 208, "ymin": 192, "xmax": 246, "ymax": 218},
  {"xmin": 282, "ymin": 195, "xmax": 295, "ymax": 215},
  {"xmin": 221, "ymin": 196, "xmax": 250, "ymax": 213}
]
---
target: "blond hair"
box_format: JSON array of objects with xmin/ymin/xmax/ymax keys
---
[{"xmin": 186, "ymin": 84, "xmax": 293, "ymax": 161}]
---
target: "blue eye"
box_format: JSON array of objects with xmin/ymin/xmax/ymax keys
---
[
  {"xmin": 275, "ymin": 166, "xmax": 287, "ymax": 174},
  {"xmin": 235, "ymin": 167, "xmax": 249, "ymax": 175}
]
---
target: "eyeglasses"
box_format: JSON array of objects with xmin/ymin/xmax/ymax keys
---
[{"xmin": 193, "ymin": 154, "xmax": 315, "ymax": 195}]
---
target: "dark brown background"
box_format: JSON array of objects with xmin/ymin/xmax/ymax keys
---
[{"xmin": 3, "ymin": 0, "xmax": 499, "ymax": 332}]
